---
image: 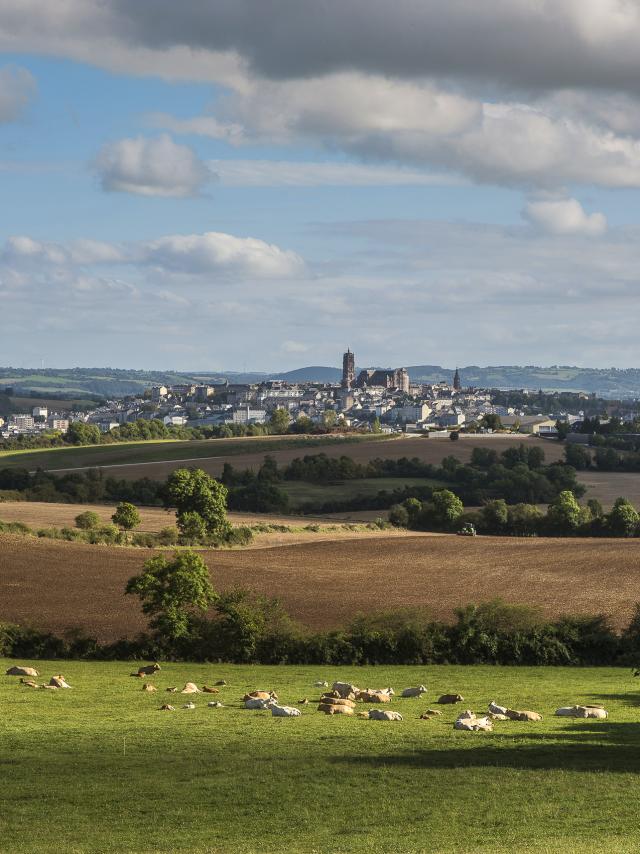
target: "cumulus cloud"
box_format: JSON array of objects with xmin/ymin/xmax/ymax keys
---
[
  {"xmin": 524, "ymin": 197, "xmax": 607, "ymax": 236},
  {"xmin": 94, "ymin": 134, "xmax": 212, "ymax": 197},
  {"xmin": 0, "ymin": 65, "xmax": 35, "ymax": 123},
  {"xmin": 141, "ymin": 232, "xmax": 305, "ymax": 278}
]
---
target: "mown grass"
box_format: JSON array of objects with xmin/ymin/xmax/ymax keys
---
[
  {"xmin": 1, "ymin": 660, "xmax": 638, "ymax": 853},
  {"xmin": 0, "ymin": 434, "xmax": 393, "ymax": 471}
]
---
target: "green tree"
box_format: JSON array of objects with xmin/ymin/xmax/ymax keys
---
[
  {"xmin": 480, "ymin": 414, "xmax": 502, "ymax": 431},
  {"xmin": 163, "ymin": 468, "xmax": 230, "ymax": 539},
  {"xmin": 587, "ymin": 498, "xmax": 604, "ymax": 519},
  {"xmin": 449, "ymin": 430, "xmax": 460, "ymax": 442},
  {"xmin": 388, "ymin": 503, "xmax": 409, "ymax": 528},
  {"xmin": 371, "ymin": 416, "xmax": 382, "ymax": 434},
  {"xmin": 125, "ymin": 550, "xmax": 217, "ymax": 641},
  {"xmin": 269, "ymin": 408, "xmax": 291, "ymax": 434},
  {"xmin": 421, "ymin": 489, "xmax": 464, "ymax": 530},
  {"xmin": 322, "ymin": 410, "xmax": 337, "ymax": 429},
  {"xmin": 481, "ymin": 499, "xmax": 508, "ymax": 533},
  {"xmin": 177, "ymin": 511, "xmax": 208, "ymax": 543},
  {"xmin": 564, "ymin": 443, "xmax": 591, "ymax": 470},
  {"xmin": 111, "ymin": 501, "xmax": 141, "ymax": 531},
  {"xmin": 555, "ymin": 419, "xmax": 570, "ymax": 440},
  {"xmin": 66, "ymin": 421, "xmax": 101, "ymax": 445},
  {"xmin": 608, "ymin": 497, "xmax": 640, "ymax": 537},
  {"xmin": 75, "ymin": 510, "xmax": 100, "ymax": 530},
  {"xmin": 546, "ymin": 490, "xmax": 583, "ymax": 532}
]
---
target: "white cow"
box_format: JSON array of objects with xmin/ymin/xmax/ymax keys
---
[
  {"xmin": 332, "ymin": 682, "xmax": 360, "ymax": 699},
  {"xmin": 368, "ymin": 709, "xmax": 403, "ymax": 721},
  {"xmin": 454, "ymin": 712, "xmax": 493, "ymax": 732},
  {"xmin": 271, "ymin": 704, "xmax": 302, "ymax": 717},
  {"xmin": 48, "ymin": 675, "xmax": 72, "ymax": 689},
  {"xmin": 401, "ymin": 685, "xmax": 427, "ymax": 698},
  {"xmin": 181, "ymin": 682, "xmax": 201, "ymax": 694},
  {"xmin": 555, "ymin": 705, "xmax": 608, "ymax": 719},
  {"xmin": 182, "ymin": 702, "xmax": 196, "ymax": 710},
  {"xmin": 488, "ymin": 701, "xmax": 508, "ymax": 716},
  {"xmin": 6, "ymin": 666, "xmax": 39, "ymax": 678},
  {"xmin": 244, "ymin": 697, "xmax": 275, "ymax": 710}
]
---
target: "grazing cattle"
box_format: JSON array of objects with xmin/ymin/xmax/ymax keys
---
[
  {"xmin": 271, "ymin": 704, "xmax": 302, "ymax": 717},
  {"xmin": 182, "ymin": 702, "xmax": 196, "ymax": 710},
  {"xmin": 319, "ymin": 695, "xmax": 355, "ymax": 708},
  {"xmin": 202, "ymin": 686, "xmax": 219, "ymax": 694},
  {"xmin": 244, "ymin": 697, "xmax": 275, "ymax": 710},
  {"xmin": 160, "ymin": 704, "xmax": 175, "ymax": 711},
  {"xmin": 437, "ymin": 693, "xmax": 464, "ymax": 704},
  {"xmin": 142, "ymin": 684, "xmax": 157, "ymax": 693},
  {"xmin": 505, "ymin": 709, "xmax": 543, "ymax": 722},
  {"xmin": 20, "ymin": 679, "xmax": 40, "ymax": 689},
  {"xmin": 6, "ymin": 666, "xmax": 39, "ymax": 678},
  {"xmin": 314, "ymin": 680, "xmax": 329, "ymax": 688},
  {"xmin": 208, "ymin": 701, "xmax": 224, "ymax": 708},
  {"xmin": 358, "ymin": 690, "xmax": 392, "ymax": 704},
  {"xmin": 49, "ymin": 675, "xmax": 72, "ymax": 689},
  {"xmin": 401, "ymin": 685, "xmax": 427, "ymax": 698},
  {"xmin": 181, "ymin": 683, "xmax": 201, "ymax": 694},
  {"xmin": 332, "ymin": 682, "xmax": 360, "ymax": 699},
  {"xmin": 243, "ymin": 690, "xmax": 277, "ymax": 702},
  {"xmin": 488, "ymin": 701, "xmax": 508, "ymax": 716},
  {"xmin": 317, "ymin": 703, "xmax": 354, "ymax": 715},
  {"xmin": 454, "ymin": 713, "xmax": 493, "ymax": 732},
  {"xmin": 131, "ymin": 663, "xmax": 160, "ymax": 678},
  {"xmin": 368, "ymin": 709, "xmax": 403, "ymax": 721},
  {"xmin": 555, "ymin": 705, "xmax": 608, "ymax": 719}
]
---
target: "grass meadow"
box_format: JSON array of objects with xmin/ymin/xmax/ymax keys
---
[{"xmin": 1, "ymin": 660, "xmax": 639, "ymax": 853}]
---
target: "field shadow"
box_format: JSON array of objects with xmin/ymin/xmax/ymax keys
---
[
  {"xmin": 588, "ymin": 691, "xmax": 640, "ymax": 708},
  {"xmin": 331, "ymin": 722, "xmax": 640, "ymax": 774}
]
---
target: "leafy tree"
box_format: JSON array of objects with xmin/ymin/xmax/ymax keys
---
[
  {"xmin": 269, "ymin": 408, "xmax": 291, "ymax": 434},
  {"xmin": 111, "ymin": 501, "xmax": 141, "ymax": 531},
  {"xmin": 481, "ymin": 499, "xmax": 508, "ymax": 533},
  {"xmin": 480, "ymin": 414, "xmax": 502, "ymax": 431},
  {"xmin": 163, "ymin": 468, "xmax": 230, "ymax": 539},
  {"xmin": 322, "ymin": 410, "xmax": 337, "ymax": 429},
  {"xmin": 389, "ymin": 503, "xmax": 409, "ymax": 527},
  {"xmin": 564, "ymin": 443, "xmax": 591, "ymax": 470},
  {"xmin": 177, "ymin": 511, "xmax": 208, "ymax": 543},
  {"xmin": 546, "ymin": 490, "xmax": 583, "ymax": 533},
  {"xmin": 587, "ymin": 498, "xmax": 604, "ymax": 519},
  {"xmin": 371, "ymin": 416, "xmax": 382, "ymax": 434},
  {"xmin": 67, "ymin": 421, "xmax": 101, "ymax": 445},
  {"xmin": 608, "ymin": 497, "xmax": 640, "ymax": 537},
  {"xmin": 422, "ymin": 489, "xmax": 464, "ymax": 530},
  {"xmin": 507, "ymin": 503, "xmax": 543, "ymax": 536},
  {"xmin": 75, "ymin": 510, "xmax": 100, "ymax": 530},
  {"xmin": 555, "ymin": 419, "xmax": 570, "ymax": 440},
  {"xmin": 125, "ymin": 550, "xmax": 217, "ymax": 641}
]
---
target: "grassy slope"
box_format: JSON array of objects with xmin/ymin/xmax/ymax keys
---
[
  {"xmin": 282, "ymin": 476, "xmax": 442, "ymax": 507},
  {"xmin": 0, "ymin": 434, "xmax": 391, "ymax": 471},
  {"xmin": 1, "ymin": 661, "xmax": 637, "ymax": 853}
]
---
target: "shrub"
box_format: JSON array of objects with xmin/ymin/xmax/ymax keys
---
[
  {"xmin": 158, "ymin": 526, "xmax": 179, "ymax": 546},
  {"xmin": 75, "ymin": 511, "xmax": 101, "ymax": 530}
]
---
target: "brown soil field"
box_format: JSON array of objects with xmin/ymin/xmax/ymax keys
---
[
  {"xmin": 49, "ymin": 434, "xmax": 564, "ymax": 481},
  {"xmin": 0, "ymin": 501, "xmax": 174, "ymax": 532},
  {"xmin": 578, "ymin": 471, "xmax": 640, "ymax": 510},
  {"xmin": 1, "ymin": 533, "xmax": 639, "ymax": 643}
]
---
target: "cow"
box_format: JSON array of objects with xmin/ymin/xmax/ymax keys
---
[
  {"xmin": 48, "ymin": 675, "xmax": 72, "ymax": 689},
  {"xmin": 454, "ymin": 712, "xmax": 493, "ymax": 732},
  {"xmin": 368, "ymin": 709, "xmax": 403, "ymax": 721},
  {"xmin": 142, "ymin": 684, "xmax": 157, "ymax": 693},
  {"xmin": 505, "ymin": 709, "xmax": 543, "ymax": 722},
  {"xmin": 202, "ymin": 686, "xmax": 220, "ymax": 694},
  {"xmin": 181, "ymin": 683, "xmax": 201, "ymax": 694},
  {"xmin": 317, "ymin": 703, "xmax": 354, "ymax": 715},
  {"xmin": 182, "ymin": 702, "xmax": 196, "ymax": 710},
  {"xmin": 131, "ymin": 663, "xmax": 160, "ymax": 678},
  {"xmin": 401, "ymin": 685, "xmax": 427, "ymax": 698},
  {"xmin": 319, "ymin": 695, "xmax": 355, "ymax": 708},
  {"xmin": 243, "ymin": 690, "xmax": 278, "ymax": 702},
  {"xmin": 314, "ymin": 680, "xmax": 329, "ymax": 688},
  {"xmin": 420, "ymin": 709, "xmax": 442, "ymax": 719},
  {"xmin": 160, "ymin": 704, "xmax": 175, "ymax": 711},
  {"xmin": 166, "ymin": 687, "xmax": 178, "ymax": 693},
  {"xmin": 437, "ymin": 693, "xmax": 464, "ymax": 704},
  {"xmin": 555, "ymin": 705, "xmax": 608, "ymax": 719},
  {"xmin": 489, "ymin": 713, "xmax": 509, "ymax": 721},
  {"xmin": 332, "ymin": 682, "xmax": 360, "ymax": 699},
  {"xmin": 271, "ymin": 704, "xmax": 302, "ymax": 717},
  {"xmin": 6, "ymin": 666, "xmax": 39, "ymax": 678},
  {"xmin": 20, "ymin": 679, "xmax": 40, "ymax": 689},
  {"xmin": 488, "ymin": 701, "xmax": 508, "ymax": 716},
  {"xmin": 245, "ymin": 697, "xmax": 275, "ymax": 710},
  {"xmin": 358, "ymin": 690, "xmax": 392, "ymax": 704},
  {"xmin": 208, "ymin": 701, "xmax": 224, "ymax": 708}
]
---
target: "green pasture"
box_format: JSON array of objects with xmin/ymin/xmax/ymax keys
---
[
  {"xmin": 0, "ymin": 434, "xmax": 392, "ymax": 472},
  {"xmin": 283, "ymin": 477, "xmax": 442, "ymax": 508},
  {"xmin": 1, "ymin": 661, "xmax": 638, "ymax": 853}
]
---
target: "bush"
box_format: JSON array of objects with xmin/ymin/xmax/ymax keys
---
[
  {"xmin": 158, "ymin": 526, "xmax": 179, "ymax": 546},
  {"xmin": 75, "ymin": 511, "xmax": 101, "ymax": 530}
]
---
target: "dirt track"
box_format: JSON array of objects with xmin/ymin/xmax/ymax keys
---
[{"xmin": 1, "ymin": 533, "xmax": 639, "ymax": 642}]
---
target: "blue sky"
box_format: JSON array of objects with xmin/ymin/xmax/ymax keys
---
[{"xmin": 2, "ymin": 2, "xmax": 640, "ymax": 371}]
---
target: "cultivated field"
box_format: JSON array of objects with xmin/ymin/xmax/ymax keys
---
[
  {"xmin": 1, "ymin": 660, "xmax": 638, "ymax": 853},
  {"xmin": 2, "ymin": 533, "xmax": 640, "ymax": 642}
]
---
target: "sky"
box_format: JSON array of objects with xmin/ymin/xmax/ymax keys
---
[{"xmin": 2, "ymin": 1, "xmax": 640, "ymax": 372}]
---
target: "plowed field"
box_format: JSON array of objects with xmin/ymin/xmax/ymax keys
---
[{"xmin": 1, "ymin": 533, "xmax": 639, "ymax": 642}]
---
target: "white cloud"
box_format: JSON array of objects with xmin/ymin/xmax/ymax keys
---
[
  {"xmin": 141, "ymin": 232, "xmax": 305, "ymax": 279},
  {"xmin": 207, "ymin": 159, "xmax": 463, "ymax": 187},
  {"xmin": 282, "ymin": 340, "xmax": 309, "ymax": 354},
  {"xmin": 94, "ymin": 134, "xmax": 212, "ymax": 197},
  {"xmin": 0, "ymin": 65, "xmax": 35, "ymax": 123},
  {"xmin": 524, "ymin": 197, "xmax": 608, "ymax": 236}
]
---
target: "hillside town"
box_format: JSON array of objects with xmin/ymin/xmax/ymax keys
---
[{"xmin": 0, "ymin": 350, "xmax": 588, "ymax": 440}]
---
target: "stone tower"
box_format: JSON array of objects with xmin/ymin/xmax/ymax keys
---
[
  {"xmin": 453, "ymin": 367, "xmax": 461, "ymax": 391},
  {"xmin": 342, "ymin": 349, "xmax": 355, "ymax": 389}
]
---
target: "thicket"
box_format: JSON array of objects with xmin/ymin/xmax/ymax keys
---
[{"xmin": 2, "ymin": 597, "xmax": 640, "ymax": 667}]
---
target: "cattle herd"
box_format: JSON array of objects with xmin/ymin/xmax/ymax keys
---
[{"xmin": 5, "ymin": 664, "xmax": 610, "ymax": 728}]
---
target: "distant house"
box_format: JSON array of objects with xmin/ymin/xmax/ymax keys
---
[{"xmin": 500, "ymin": 415, "xmax": 557, "ymax": 434}]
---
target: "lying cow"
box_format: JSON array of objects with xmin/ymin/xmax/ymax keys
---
[
  {"xmin": 271, "ymin": 704, "xmax": 302, "ymax": 717},
  {"xmin": 317, "ymin": 703, "xmax": 354, "ymax": 715},
  {"xmin": 319, "ymin": 694, "xmax": 355, "ymax": 708},
  {"xmin": 368, "ymin": 709, "xmax": 403, "ymax": 721},
  {"xmin": 182, "ymin": 702, "xmax": 196, "ymax": 710},
  {"xmin": 49, "ymin": 675, "xmax": 72, "ymax": 689},
  {"xmin": 505, "ymin": 709, "xmax": 543, "ymax": 722},
  {"xmin": 332, "ymin": 682, "xmax": 360, "ymax": 700},
  {"xmin": 142, "ymin": 684, "xmax": 157, "ymax": 693},
  {"xmin": 131, "ymin": 663, "xmax": 160, "ymax": 677},
  {"xmin": 437, "ymin": 693, "xmax": 464, "ymax": 704},
  {"xmin": 6, "ymin": 666, "xmax": 39, "ymax": 678},
  {"xmin": 202, "ymin": 686, "xmax": 220, "ymax": 694},
  {"xmin": 555, "ymin": 705, "xmax": 608, "ymax": 719},
  {"xmin": 245, "ymin": 697, "xmax": 275, "ymax": 710},
  {"xmin": 454, "ymin": 712, "xmax": 493, "ymax": 732},
  {"xmin": 243, "ymin": 690, "xmax": 278, "ymax": 702},
  {"xmin": 488, "ymin": 701, "xmax": 508, "ymax": 716},
  {"xmin": 20, "ymin": 679, "xmax": 40, "ymax": 689},
  {"xmin": 401, "ymin": 685, "xmax": 427, "ymax": 698},
  {"xmin": 358, "ymin": 690, "xmax": 392, "ymax": 704},
  {"xmin": 181, "ymin": 682, "xmax": 201, "ymax": 694}
]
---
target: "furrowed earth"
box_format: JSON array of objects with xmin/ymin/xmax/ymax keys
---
[{"xmin": 1, "ymin": 660, "xmax": 638, "ymax": 853}]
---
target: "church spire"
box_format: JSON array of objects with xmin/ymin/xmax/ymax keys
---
[{"xmin": 453, "ymin": 367, "xmax": 461, "ymax": 391}]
